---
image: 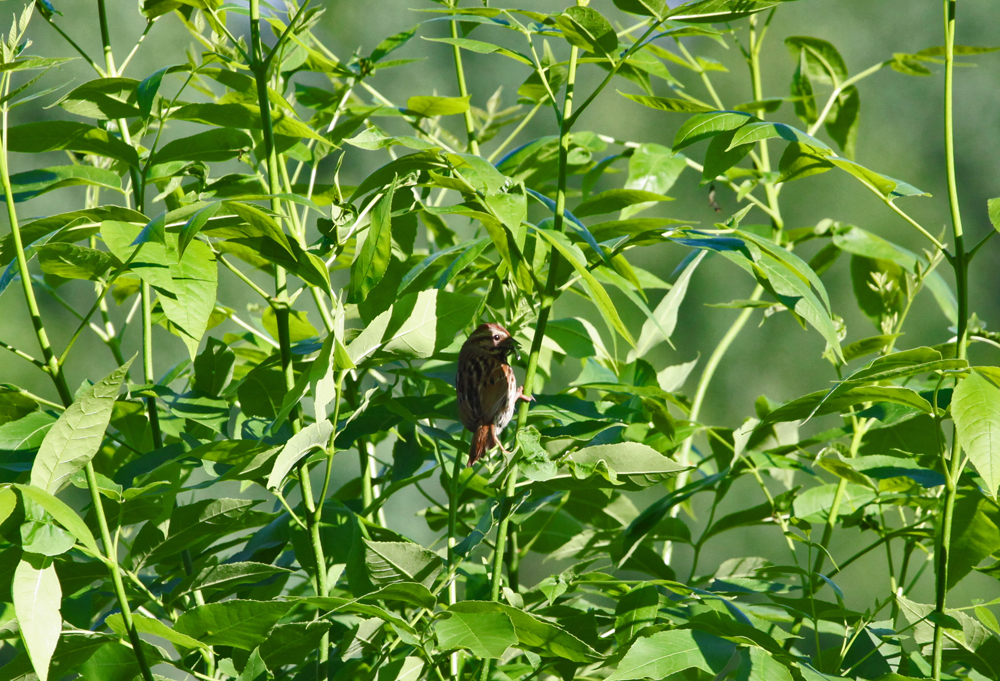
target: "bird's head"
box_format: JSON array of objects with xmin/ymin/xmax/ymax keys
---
[{"xmin": 467, "ymin": 323, "xmax": 520, "ymax": 360}]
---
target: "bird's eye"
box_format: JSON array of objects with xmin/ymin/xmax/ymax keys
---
[{"xmin": 493, "ymin": 334, "xmax": 500, "ymax": 341}]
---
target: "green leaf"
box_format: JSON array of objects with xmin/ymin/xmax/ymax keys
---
[
  {"xmin": 406, "ymin": 95, "xmax": 470, "ymax": 117},
  {"xmin": 353, "ymin": 176, "xmax": 396, "ymax": 300},
  {"xmin": 762, "ymin": 385, "xmax": 934, "ymax": 426},
  {"xmin": 613, "ymin": 0, "xmax": 666, "ymax": 19},
  {"xmin": 615, "ymin": 585, "xmax": 659, "ymax": 646},
  {"xmin": 376, "ymin": 657, "xmax": 424, "ymax": 681},
  {"xmin": 726, "ymin": 121, "xmax": 829, "ymax": 151},
  {"xmin": 363, "ymin": 540, "xmax": 442, "ymax": 589},
  {"xmin": 106, "ymin": 613, "xmax": 207, "ymax": 651},
  {"xmin": 266, "ymin": 419, "xmax": 334, "ymax": 490},
  {"xmin": 556, "ymin": 6, "xmax": 618, "ymax": 56},
  {"xmin": 103, "ymin": 221, "xmax": 218, "ymax": 359},
  {"xmin": 606, "ymin": 629, "xmax": 735, "ymax": 680},
  {"xmin": 562, "ymin": 442, "xmax": 688, "ymax": 489},
  {"xmin": 36, "ymin": 243, "xmax": 117, "ymax": 281},
  {"xmin": 223, "ymin": 201, "xmax": 294, "ymax": 257},
  {"xmin": 741, "ymin": 646, "xmax": 795, "ymax": 681},
  {"xmin": 634, "ymin": 250, "xmax": 705, "ymax": 356},
  {"xmin": 173, "ymin": 600, "xmax": 292, "ymax": 650},
  {"xmin": 952, "ymin": 370, "xmax": 1000, "ymax": 498},
  {"xmin": 152, "ymin": 128, "xmax": 253, "ymax": 164},
  {"xmin": 137, "ymin": 64, "xmax": 178, "ymax": 119},
  {"xmin": 370, "ymin": 25, "xmax": 417, "ymax": 62},
  {"xmin": 826, "ymin": 86, "xmax": 860, "ymax": 159},
  {"xmin": 7, "ymin": 165, "xmax": 122, "ymax": 203},
  {"xmin": 575, "ymin": 189, "xmax": 672, "ymax": 217},
  {"xmin": 12, "ymin": 554, "xmax": 61, "ymax": 681},
  {"xmin": 15, "ymin": 485, "xmax": 99, "ymax": 556},
  {"xmin": 785, "ymin": 36, "xmax": 848, "ymax": 86},
  {"xmin": 620, "ymin": 92, "xmax": 714, "ymax": 113},
  {"xmin": 172, "ymin": 562, "xmax": 293, "ymax": 601},
  {"xmin": 668, "ymin": 0, "xmax": 784, "ymax": 22},
  {"xmin": 448, "ymin": 601, "xmax": 602, "ymax": 662},
  {"xmin": 534, "ymin": 227, "xmax": 635, "ymax": 347},
  {"xmin": 20, "ymin": 501, "xmax": 75, "ymax": 556},
  {"xmin": 56, "ymin": 77, "xmax": 140, "ymax": 119},
  {"xmin": 0, "ymin": 206, "xmax": 146, "ymax": 268},
  {"xmin": 258, "ymin": 622, "xmax": 331, "ymax": 670},
  {"xmin": 434, "ymin": 611, "xmax": 517, "ymax": 658},
  {"xmin": 673, "ymin": 111, "xmax": 754, "ymax": 150},
  {"xmin": 6, "ymin": 121, "xmax": 138, "ymax": 167},
  {"xmin": 701, "ymin": 128, "xmax": 753, "ymax": 184},
  {"xmin": 625, "ymin": 143, "xmax": 687, "ymax": 199},
  {"xmin": 348, "ymin": 289, "xmax": 480, "ymax": 364},
  {"xmin": 170, "ymin": 102, "xmax": 325, "ymax": 142},
  {"xmin": 423, "ymin": 37, "xmax": 532, "ymax": 65},
  {"xmin": 179, "ymin": 201, "xmax": 222, "ymax": 258},
  {"xmin": 989, "ymin": 197, "xmax": 1000, "ymax": 233},
  {"xmin": 948, "ymin": 495, "xmax": 1000, "ymax": 589},
  {"xmin": 30, "ymin": 359, "xmax": 132, "ymax": 494}
]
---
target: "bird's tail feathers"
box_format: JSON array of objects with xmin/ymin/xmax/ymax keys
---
[{"xmin": 468, "ymin": 424, "xmax": 497, "ymax": 466}]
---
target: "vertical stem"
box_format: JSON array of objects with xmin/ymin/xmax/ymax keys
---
[
  {"xmin": 141, "ymin": 280, "xmax": 163, "ymax": 449},
  {"xmin": 86, "ymin": 464, "xmax": 156, "ymax": 681},
  {"xmin": 747, "ymin": 15, "xmax": 782, "ymax": 234},
  {"xmin": 447, "ymin": 447, "xmax": 465, "ymax": 679},
  {"xmin": 250, "ymin": 5, "xmax": 325, "ymax": 680},
  {"xmin": 449, "ymin": 11, "xmax": 479, "ymax": 156},
  {"xmin": 480, "ymin": 38, "xmax": 580, "ymax": 681},
  {"xmin": 249, "ymin": 0, "xmax": 302, "ymax": 436},
  {"xmin": 933, "ymin": 2, "xmax": 968, "ymax": 678},
  {"xmin": 359, "ymin": 436, "xmax": 375, "ymax": 522}
]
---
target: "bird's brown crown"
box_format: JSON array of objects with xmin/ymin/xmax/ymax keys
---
[{"xmin": 465, "ymin": 323, "xmax": 517, "ymax": 357}]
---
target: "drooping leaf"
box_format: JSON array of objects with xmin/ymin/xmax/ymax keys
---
[
  {"xmin": 406, "ymin": 95, "xmax": 470, "ymax": 117},
  {"xmin": 30, "ymin": 359, "xmax": 132, "ymax": 494},
  {"xmin": 448, "ymin": 601, "xmax": 602, "ymax": 662},
  {"xmin": 352, "ymin": 176, "xmax": 397, "ymax": 300},
  {"xmin": 952, "ymin": 370, "xmax": 1000, "ymax": 498},
  {"xmin": 6, "ymin": 121, "xmax": 138, "ymax": 167},
  {"xmin": 173, "ymin": 600, "xmax": 292, "ymax": 650},
  {"xmin": 13, "ymin": 554, "xmax": 61, "ymax": 681},
  {"xmin": 620, "ymin": 92, "xmax": 714, "ymax": 113},
  {"xmin": 434, "ymin": 611, "xmax": 517, "ymax": 658},
  {"xmin": 606, "ymin": 629, "xmax": 735, "ymax": 680},
  {"xmin": 534, "ymin": 227, "xmax": 635, "ymax": 347},
  {"xmin": 555, "ymin": 6, "xmax": 618, "ymax": 56},
  {"xmin": 266, "ymin": 419, "xmax": 334, "ymax": 490},
  {"xmin": 634, "ymin": 250, "xmax": 705, "ymax": 356}
]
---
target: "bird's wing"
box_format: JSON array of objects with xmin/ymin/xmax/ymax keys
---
[{"xmin": 478, "ymin": 363, "xmax": 511, "ymax": 425}]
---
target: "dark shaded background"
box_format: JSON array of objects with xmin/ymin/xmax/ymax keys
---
[{"xmin": 2, "ymin": 0, "xmax": 998, "ymax": 611}]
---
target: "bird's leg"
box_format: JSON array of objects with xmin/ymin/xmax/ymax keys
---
[
  {"xmin": 491, "ymin": 424, "xmax": 512, "ymax": 455},
  {"xmin": 516, "ymin": 386, "xmax": 535, "ymax": 403}
]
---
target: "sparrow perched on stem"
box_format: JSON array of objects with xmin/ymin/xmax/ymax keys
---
[{"xmin": 456, "ymin": 323, "xmax": 533, "ymax": 466}]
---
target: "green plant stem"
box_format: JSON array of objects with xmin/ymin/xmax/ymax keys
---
[
  {"xmin": 933, "ymin": 5, "xmax": 969, "ymax": 677},
  {"xmin": 359, "ymin": 436, "xmax": 375, "ymax": 522},
  {"xmin": 481, "ymin": 36, "xmax": 581, "ymax": 681},
  {"xmin": 86, "ymin": 463, "xmax": 156, "ymax": 681},
  {"xmin": 449, "ymin": 12, "xmax": 479, "ymax": 156},
  {"xmin": 250, "ymin": 0, "xmax": 303, "ymax": 438},
  {"xmin": 141, "ymin": 280, "xmax": 163, "ymax": 449},
  {"xmin": 447, "ymin": 446, "xmax": 465, "ymax": 680},
  {"xmin": 250, "ymin": 6, "xmax": 326, "ymax": 679},
  {"xmin": 747, "ymin": 15, "xmax": 782, "ymax": 233}
]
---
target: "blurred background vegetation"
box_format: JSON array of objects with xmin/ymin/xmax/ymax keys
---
[{"xmin": 2, "ymin": 0, "xmax": 998, "ymax": 613}]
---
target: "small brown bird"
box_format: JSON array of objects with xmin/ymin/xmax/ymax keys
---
[{"xmin": 456, "ymin": 323, "xmax": 533, "ymax": 466}]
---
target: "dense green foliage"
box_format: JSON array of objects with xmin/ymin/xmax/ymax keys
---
[{"xmin": 0, "ymin": 1, "xmax": 998, "ymax": 681}]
